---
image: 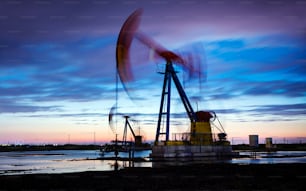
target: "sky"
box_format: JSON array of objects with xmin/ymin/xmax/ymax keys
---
[{"xmin": 0, "ymin": 0, "xmax": 305, "ymax": 145}]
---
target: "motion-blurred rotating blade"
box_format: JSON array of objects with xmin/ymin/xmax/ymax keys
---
[
  {"xmin": 116, "ymin": 9, "xmax": 143, "ymax": 83},
  {"xmin": 116, "ymin": 9, "xmax": 199, "ymax": 95},
  {"xmin": 135, "ymin": 32, "xmax": 185, "ymax": 64},
  {"xmin": 108, "ymin": 104, "xmax": 117, "ymax": 134}
]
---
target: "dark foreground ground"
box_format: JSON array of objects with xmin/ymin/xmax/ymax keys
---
[{"xmin": 1, "ymin": 163, "xmax": 306, "ymax": 191}]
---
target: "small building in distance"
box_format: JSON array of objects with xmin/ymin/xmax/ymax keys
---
[
  {"xmin": 265, "ymin": 137, "xmax": 277, "ymax": 151},
  {"xmin": 249, "ymin": 135, "xmax": 259, "ymax": 148},
  {"xmin": 265, "ymin": 137, "xmax": 273, "ymax": 149}
]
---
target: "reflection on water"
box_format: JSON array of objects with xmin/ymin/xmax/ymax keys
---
[
  {"xmin": 1, "ymin": 150, "xmax": 306, "ymax": 175},
  {"xmin": 232, "ymin": 150, "xmax": 306, "ymax": 165},
  {"xmin": 0, "ymin": 150, "xmax": 152, "ymax": 175}
]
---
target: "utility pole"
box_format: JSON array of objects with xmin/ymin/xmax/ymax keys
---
[{"xmin": 94, "ymin": 132, "xmax": 96, "ymax": 145}]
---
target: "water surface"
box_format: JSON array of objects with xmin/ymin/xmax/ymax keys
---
[{"xmin": 1, "ymin": 150, "xmax": 306, "ymax": 175}]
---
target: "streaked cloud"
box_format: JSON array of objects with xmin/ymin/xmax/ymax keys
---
[{"xmin": 0, "ymin": 0, "xmax": 305, "ymax": 143}]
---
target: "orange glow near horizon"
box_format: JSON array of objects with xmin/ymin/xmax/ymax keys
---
[{"xmin": 1, "ymin": 119, "xmax": 305, "ymax": 145}]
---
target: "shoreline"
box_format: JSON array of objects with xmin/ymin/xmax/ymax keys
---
[
  {"xmin": 1, "ymin": 143, "xmax": 306, "ymax": 152},
  {"xmin": 1, "ymin": 163, "xmax": 306, "ymax": 190}
]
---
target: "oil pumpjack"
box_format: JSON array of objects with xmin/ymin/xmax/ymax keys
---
[
  {"xmin": 108, "ymin": 108, "xmax": 149, "ymax": 152},
  {"xmin": 151, "ymin": 59, "xmax": 232, "ymax": 161},
  {"xmin": 122, "ymin": 115, "xmax": 143, "ymax": 148},
  {"xmin": 116, "ymin": 9, "xmax": 234, "ymax": 162}
]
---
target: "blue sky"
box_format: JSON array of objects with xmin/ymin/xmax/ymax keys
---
[{"xmin": 0, "ymin": 0, "xmax": 305, "ymax": 144}]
